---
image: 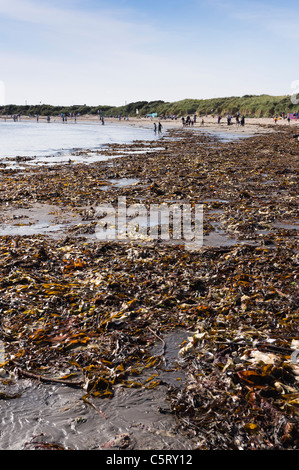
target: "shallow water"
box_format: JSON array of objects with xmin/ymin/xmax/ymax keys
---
[
  {"xmin": 0, "ymin": 202, "xmax": 249, "ymax": 248},
  {"xmin": 0, "ymin": 329, "xmax": 194, "ymax": 450},
  {"xmin": 0, "ymin": 121, "xmax": 254, "ymax": 170},
  {"xmin": 203, "ymin": 230, "xmax": 237, "ymax": 247},
  {"xmin": 274, "ymin": 221, "xmax": 299, "ymax": 230},
  {"xmin": 0, "ymin": 380, "xmax": 194, "ymax": 450},
  {"xmin": 99, "ymin": 178, "xmax": 140, "ymax": 191},
  {"xmin": 210, "ymin": 131, "xmax": 253, "ymax": 141},
  {"xmin": 190, "ymin": 127, "xmax": 254, "ymax": 141},
  {"xmin": 0, "ymin": 121, "xmax": 157, "ymax": 166},
  {"xmin": 0, "ymin": 203, "xmax": 80, "ymax": 237}
]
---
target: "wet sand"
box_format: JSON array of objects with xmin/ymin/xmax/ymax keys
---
[
  {"xmin": 102, "ymin": 115, "xmax": 282, "ymax": 134},
  {"xmin": 0, "ymin": 331, "xmax": 193, "ymax": 451},
  {"xmin": 3, "ymin": 113, "xmax": 296, "ymax": 141}
]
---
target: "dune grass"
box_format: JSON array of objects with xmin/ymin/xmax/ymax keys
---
[{"xmin": 0, "ymin": 94, "xmax": 298, "ymax": 118}]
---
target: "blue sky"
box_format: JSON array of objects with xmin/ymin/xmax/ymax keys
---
[{"xmin": 0, "ymin": 0, "xmax": 298, "ymax": 106}]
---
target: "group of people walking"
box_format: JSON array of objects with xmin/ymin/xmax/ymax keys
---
[
  {"xmin": 179, "ymin": 113, "xmax": 246, "ymax": 128},
  {"xmin": 218, "ymin": 113, "xmax": 245, "ymax": 126},
  {"xmin": 153, "ymin": 113, "xmax": 246, "ymax": 134},
  {"xmin": 182, "ymin": 115, "xmax": 196, "ymax": 126},
  {"xmin": 154, "ymin": 122, "xmax": 163, "ymax": 134}
]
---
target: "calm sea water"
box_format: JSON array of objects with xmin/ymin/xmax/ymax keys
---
[{"xmin": 0, "ymin": 120, "xmax": 157, "ymax": 166}]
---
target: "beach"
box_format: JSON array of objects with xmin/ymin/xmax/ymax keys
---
[
  {"xmin": 0, "ymin": 118, "xmax": 298, "ymax": 450},
  {"xmin": 2, "ymin": 112, "xmax": 295, "ymax": 132},
  {"xmin": 100, "ymin": 115, "xmax": 291, "ymax": 132}
]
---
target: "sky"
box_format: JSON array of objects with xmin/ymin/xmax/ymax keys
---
[{"xmin": 0, "ymin": 0, "xmax": 299, "ymax": 106}]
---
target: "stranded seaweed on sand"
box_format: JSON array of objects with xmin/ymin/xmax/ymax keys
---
[{"xmin": 0, "ymin": 124, "xmax": 298, "ymax": 450}]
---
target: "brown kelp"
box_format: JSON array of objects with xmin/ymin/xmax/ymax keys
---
[{"xmin": 0, "ymin": 125, "xmax": 298, "ymax": 450}]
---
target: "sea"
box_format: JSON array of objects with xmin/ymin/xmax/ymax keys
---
[{"xmin": 0, "ymin": 119, "xmax": 157, "ymax": 167}]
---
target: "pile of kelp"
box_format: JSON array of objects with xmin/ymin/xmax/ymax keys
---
[
  {"xmin": 168, "ymin": 241, "xmax": 298, "ymax": 450},
  {"xmin": 0, "ymin": 125, "xmax": 298, "ymax": 449},
  {"xmin": 0, "ymin": 235, "xmax": 298, "ymax": 449}
]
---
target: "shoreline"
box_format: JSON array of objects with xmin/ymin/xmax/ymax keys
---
[{"xmin": 2, "ymin": 113, "xmax": 298, "ymax": 134}]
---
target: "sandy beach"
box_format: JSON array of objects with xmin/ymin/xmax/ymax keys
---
[
  {"xmin": 83, "ymin": 114, "xmax": 298, "ymax": 132},
  {"xmin": 3, "ymin": 113, "xmax": 298, "ymax": 135},
  {"xmin": 0, "ymin": 118, "xmax": 298, "ymax": 450},
  {"xmin": 101, "ymin": 115, "xmax": 295, "ymax": 134}
]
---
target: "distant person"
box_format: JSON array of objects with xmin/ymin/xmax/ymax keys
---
[
  {"xmin": 240, "ymin": 115, "xmax": 245, "ymax": 126},
  {"xmin": 158, "ymin": 122, "xmax": 162, "ymax": 133},
  {"xmin": 218, "ymin": 115, "xmax": 221, "ymax": 124},
  {"xmin": 47, "ymin": 115, "xmax": 50, "ymax": 123},
  {"xmin": 154, "ymin": 123, "xmax": 157, "ymax": 133}
]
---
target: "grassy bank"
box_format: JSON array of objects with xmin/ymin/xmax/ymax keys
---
[{"xmin": 0, "ymin": 94, "xmax": 298, "ymax": 118}]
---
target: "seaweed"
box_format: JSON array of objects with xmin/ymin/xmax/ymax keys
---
[{"xmin": 0, "ymin": 124, "xmax": 298, "ymax": 450}]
